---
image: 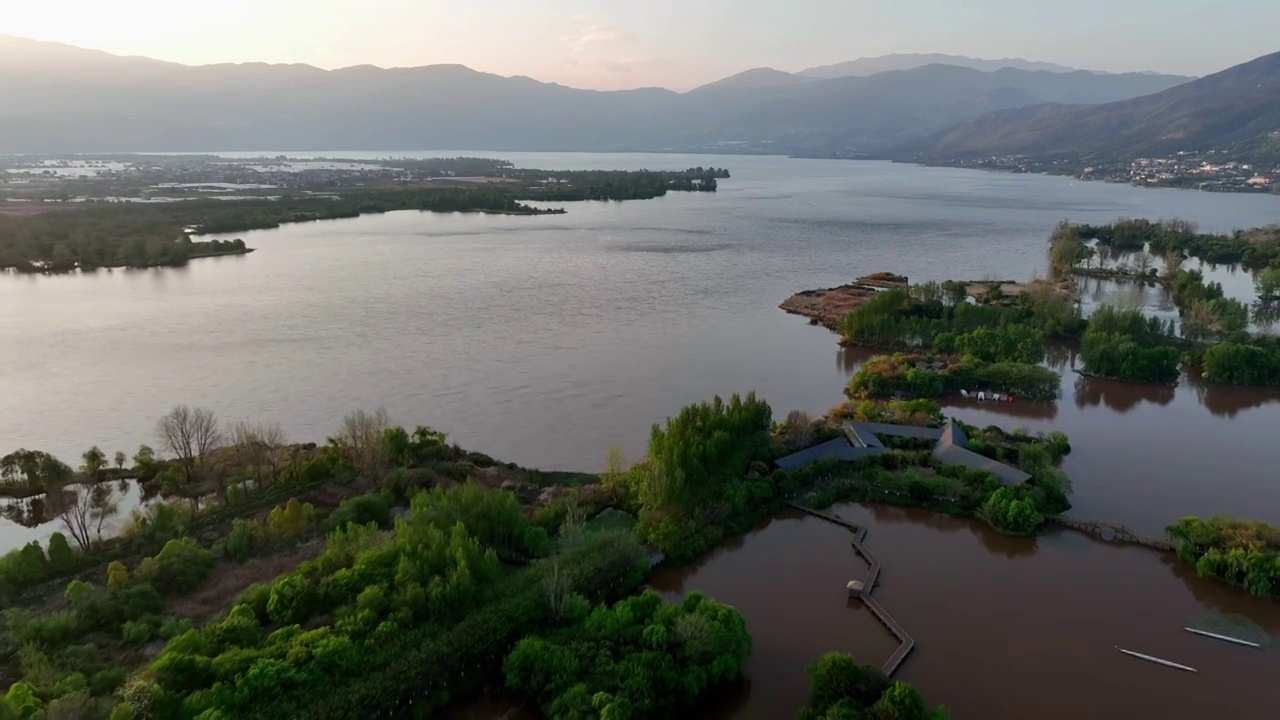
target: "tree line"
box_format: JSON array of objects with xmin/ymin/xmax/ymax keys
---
[
  {"xmin": 0, "ymin": 188, "xmax": 556, "ymax": 273},
  {"xmin": 522, "ymin": 168, "xmax": 727, "ymax": 202}
]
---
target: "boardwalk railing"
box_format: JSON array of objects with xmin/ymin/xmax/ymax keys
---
[
  {"xmin": 786, "ymin": 502, "xmax": 915, "ymax": 677},
  {"xmin": 1045, "ymin": 515, "xmax": 1174, "ymax": 552}
]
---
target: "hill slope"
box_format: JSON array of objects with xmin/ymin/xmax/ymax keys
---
[
  {"xmin": 0, "ymin": 35, "xmax": 1200, "ymax": 154},
  {"xmin": 895, "ymin": 51, "xmax": 1280, "ymax": 165},
  {"xmin": 689, "ymin": 67, "xmax": 817, "ymax": 92}
]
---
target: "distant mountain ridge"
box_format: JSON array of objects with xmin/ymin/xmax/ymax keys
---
[
  {"xmin": 895, "ymin": 50, "xmax": 1280, "ymax": 166},
  {"xmin": 801, "ymin": 53, "xmax": 1120, "ymax": 78},
  {"xmin": 0, "ymin": 35, "xmax": 1195, "ymax": 155}
]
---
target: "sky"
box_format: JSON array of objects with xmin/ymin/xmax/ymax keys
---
[{"xmin": 5, "ymin": 0, "xmax": 1279, "ymax": 90}]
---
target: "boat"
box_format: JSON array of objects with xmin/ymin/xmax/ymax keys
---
[
  {"xmin": 1115, "ymin": 646, "xmax": 1197, "ymax": 672},
  {"xmin": 1184, "ymin": 627, "xmax": 1262, "ymax": 648}
]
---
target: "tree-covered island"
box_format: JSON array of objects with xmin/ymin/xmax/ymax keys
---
[
  {"xmin": 784, "ymin": 217, "xmax": 1280, "ymax": 392},
  {"xmin": 0, "ymin": 161, "xmax": 731, "ymax": 273}
]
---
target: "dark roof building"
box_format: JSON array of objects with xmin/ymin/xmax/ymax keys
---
[
  {"xmin": 777, "ymin": 418, "xmax": 1031, "ymax": 486},
  {"xmin": 773, "ymin": 438, "xmax": 887, "ymax": 472}
]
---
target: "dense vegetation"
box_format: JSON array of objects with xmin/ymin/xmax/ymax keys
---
[
  {"xmin": 526, "ymin": 167, "xmax": 728, "ymax": 200},
  {"xmin": 1167, "ymin": 517, "xmax": 1279, "ymax": 599},
  {"xmin": 1073, "ymin": 218, "xmax": 1280, "ymax": 269},
  {"xmin": 504, "ymin": 590, "xmax": 750, "ymax": 718},
  {"xmin": 846, "ymin": 353, "xmax": 1061, "ymax": 402},
  {"xmin": 835, "ymin": 284, "xmax": 1076, "ymax": 401},
  {"xmin": 0, "ymin": 189, "xmax": 555, "ymax": 273},
  {"xmin": 119, "ymin": 492, "xmax": 648, "ymax": 718},
  {"xmin": 837, "ymin": 285, "xmax": 1084, "ymax": 350},
  {"xmin": 1078, "ymin": 306, "xmax": 1182, "ymax": 383},
  {"xmin": 0, "ymin": 405, "xmax": 624, "ymax": 718},
  {"xmin": 1199, "ymin": 337, "xmax": 1280, "ymax": 385},
  {"xmin": 801, "ymin": 652, "xmax": 947, "ymax": 720},
  {"xmin": 621, "ymin": 393, "xmax": 795, "ymax": 563}
]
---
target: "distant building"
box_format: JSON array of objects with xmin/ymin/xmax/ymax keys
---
[{"xmin": 1247, "ymin": 176, "xmax": 1271, "ymax": 186}]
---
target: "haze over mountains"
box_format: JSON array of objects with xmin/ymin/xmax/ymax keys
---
[
  {"xmin": 797, "ymin": 53, "xmax": 1093, "ymax": 78},
  {"xmin": 0, "ymin": 34, "xmax": 1196, "ymax": 156},
  {"xmin": 899, "ymin": 50, "xmax": 1280, "ymax": 166}
]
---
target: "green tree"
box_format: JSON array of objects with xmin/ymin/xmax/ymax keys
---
[
  {"xmin": 1254, "ymin": 266, "xmax": 1280, "ymax": 297},
  {"xmin": 642, "ymin": 393, "xmax": 772, "ymax": 522},
  {"xmin": 46, "ymin": 532, "xmax": 76, "ymax": 572},
  {"xmin": 81, "ymin": 446, "xmax": 107, "ymax": 480}
]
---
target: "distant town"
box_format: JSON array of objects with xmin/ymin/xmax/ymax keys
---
[{"xmin": 953, "ymin": 151, "xmax": 1280, "ymax": 193}]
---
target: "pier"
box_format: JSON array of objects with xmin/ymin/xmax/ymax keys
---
[{"xmin": 787, "ymin": 502, "xmax": 915, "ymax": 677}]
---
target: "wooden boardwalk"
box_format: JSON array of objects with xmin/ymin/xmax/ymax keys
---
[
  {"xmin": 787, "ymin": 502, "xmax": 915, "ymax": 676},
  {"xmin": 1046, "ymin": 515, "xmax": 1174, "ymax": 552}
]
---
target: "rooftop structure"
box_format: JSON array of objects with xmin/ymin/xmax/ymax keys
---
[{"xmin": 776, "ymin": 418, "xmax": 1031, "ymax": 485}]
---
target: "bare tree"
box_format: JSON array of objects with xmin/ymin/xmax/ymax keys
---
[
  {"xmin": 337, "ymin": 409, "xmax": 391, "ymax": 484},
  {"xmin": 113, "ymin": 451, "xmax": 127, "ymax": 471},
  {"xmin": 223, "ymin": 420, "xmax": 290, "ymax": 496},
  {"xmin": 1136, "ymin": 252, "xmax": 1153, "ymax": 275},
  {"xmin": 786, "ymin": 409, "xmax": 814, "ymax": 447},
  {"xmin": 259, "ymin": 423, "xmax": 288, "ymax": 482},
  {"xmin": 91, "ymin": 483, "xmax": 119, "ymax": 542},
  {"xmin": 52, "ymin": 486, "xmax": 94, "ymax": 551},
  {"xmin": 156, "ymin": 405, "xmax": 221, "ymax": 485},
  {"xmin": 1163, "ymin": 250, "xmax": 1184, "ymax": 278}
]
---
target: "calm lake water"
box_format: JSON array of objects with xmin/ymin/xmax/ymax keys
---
[{"xmin": 3, "ymin": 153, "xmax": 1280, "ymax": 717}]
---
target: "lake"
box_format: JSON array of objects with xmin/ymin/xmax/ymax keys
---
[{"xmin": 3, "ymin": 153, "xmax": 1279, "ymax": 717}]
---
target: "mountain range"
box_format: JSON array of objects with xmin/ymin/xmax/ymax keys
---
[
  {"xmin": 797, "ymin": 53, "xmax": 1089, "ymax": 78},
  {"xmin": 897, "ymin": 50, "xmax": 1280, "ymax": 166},
  {"xmin": 0, "ymin": 35, "xmax": 1194, "ymax": 155}
]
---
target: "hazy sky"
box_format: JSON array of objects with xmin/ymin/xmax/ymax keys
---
[{"xmin": 6, "ymin": 0, "xmax": 1278, "ymax": 90}]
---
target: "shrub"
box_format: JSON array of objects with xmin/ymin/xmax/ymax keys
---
[
  {"xmin": 46, "ymin": 532, "xmax": 77, "ymax": 572},
  {"xmin": 136, "ymin": 538, "xmax": 214, "ymax": 595},
  {"xmin": 267, "ymin": 574, "xmax": 323, "ymax": 626},
  {"xmin": 158, "ymin": 616, "xmax": 195, "ymax": 641},
  {"xmin": 76, "ymin": 582, "xmax": 165, "ymax": 632},
  {"xmin": 121, "ymin": 620, "xmax": 156, "ymax": 646},
  {"xmin": 268, "ymin": 498, "xmax": 317, "ymax": 538},
  {"xmin": 90, "ymin": 668, "xmax": 128, "ymax": 696},
  {"xmin": 106, "ymin": 560, "xmax": 129, "ymax": 591},
  {"xmin": 64, "ymin": 579, "xmax": 95, "ymax": 604},
  {"xmin": 226, "ymin": 519, "xmax": 270, "ymax": 563},
  {"xmin": 0, "ymin": 541, "xmax": 51, "ymax": 587},
  {"xmin": 326, "ymin": 491, "xmax": 394, "ymax": 531}
]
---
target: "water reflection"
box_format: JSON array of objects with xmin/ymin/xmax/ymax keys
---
[
  {"xmin": 1073, "ymin": 374, "xmax": 1175, "ymax": 413},
  {"xmin": 851, "ymin": 504, "xmax": 1040, "ymax": 559},
  {"xmin": 1185, "ymin": 372, "xmax": 1280, "ymax": 418},
  {"xmin": 0, "ymin": 479, "xmax": 154, "ymax": 552},
  {"xmin": 835, "ymin": 338, "xmax": 1277, "ymax": 421}
]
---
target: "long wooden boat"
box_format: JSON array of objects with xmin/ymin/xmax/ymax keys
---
[
  {"xmin": 1184, "ymin": 627, "xmax": 1262, "ymax": 648},
  {"xmin": 1115, "ymin": 646, "xmax": 1198, "ymax": 672}
]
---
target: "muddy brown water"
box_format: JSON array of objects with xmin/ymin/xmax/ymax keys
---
[{"xmin": 651, "ymin": 507, "xmax": 1280, "ymax": 720}]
